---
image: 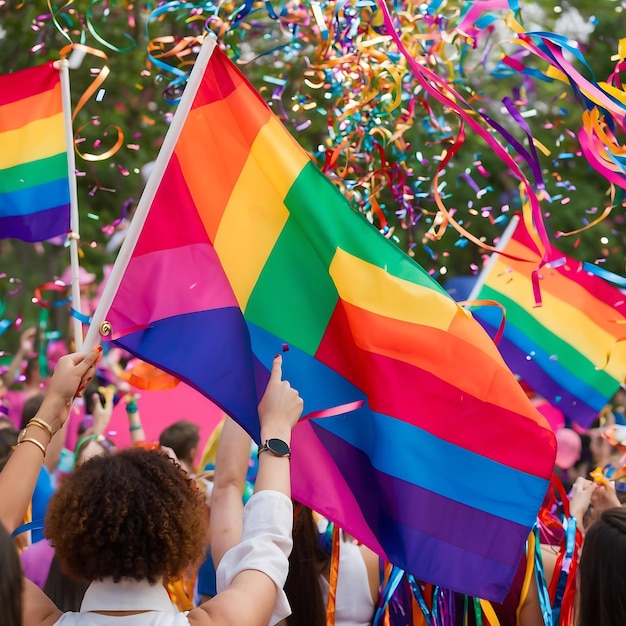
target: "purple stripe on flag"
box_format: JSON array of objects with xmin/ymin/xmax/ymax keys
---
[
  {"xmin": 291, "ymin": 419, "xmax": 387, "ymax": 557},
  {"xmin": 310, "ymin": 424, "xmax": 528, "ymax": 602},
  {"xmin": 0, "ymin": 203, "xmax": 69, "ymax": 242}
]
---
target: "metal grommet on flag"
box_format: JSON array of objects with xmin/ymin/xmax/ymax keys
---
[{"xmin": 99, "ymin": 321, "xmax": 112, "ymax": 337}]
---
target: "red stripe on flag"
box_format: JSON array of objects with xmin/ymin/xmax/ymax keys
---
[
  {"xmin": 315, "ymin": 299, "xmax": 555, "ymax": 478},
  {"xmin": 0, "ymin": 62, "xmax": 60, "ymax": 107}
]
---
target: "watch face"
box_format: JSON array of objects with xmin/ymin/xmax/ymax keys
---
[{"xmin": 267, "ymin": 438, "xmax": 290, "ymax": 456}]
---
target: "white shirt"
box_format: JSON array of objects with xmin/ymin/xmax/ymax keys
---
[
  {"xmin": 318, "ymin": 540, "xmax": 375, "ymax": 626},
  {"xmin": 54, "ymin": 578, "xmax": 189, "ymax": 625}
]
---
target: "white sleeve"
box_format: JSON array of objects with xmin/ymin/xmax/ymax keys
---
[{"xmin": 216, "ymin": 490, "xmax": 293, "ymax": 626}]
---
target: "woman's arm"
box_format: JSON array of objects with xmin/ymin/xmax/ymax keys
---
[
  {"xmin": 189, "ymin": 355, "xmax": 302, "ymax": 626},
  {"xmin": 22, "ymin": 579, "xmax": 64, "ymax": 626},
  {"xmin": 209, "ymin": 416, "xmax": 251, "ymax": 569},
  {"xmin": 1, "ymin": 327, "xmax": 36, "ymax": 387},
  {"xmin": 7, "ymin": 349, "xmax": 102, "ymax": 626},
  {"xmin": 125, "ymin": 394, "xmax": 146, "ymax": 444},
  {"xmin": 0, "ymin": 347, "xmax": 101, "ymax": 532}
]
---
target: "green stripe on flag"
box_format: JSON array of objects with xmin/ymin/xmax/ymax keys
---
[
  {"xmin": 284, "ymin": 161, "xmax": 448, "ymax": 294},
  {"xmin": 480, "ymin": 284, "xmax": 618, "ymax": 397},
  {"xmin": 245, "ymin": 214, "xmax": 339, "ymax": 355},
  {"xmin": 0, "ymin": 153, "xmax": 68, "ymax": 195}
]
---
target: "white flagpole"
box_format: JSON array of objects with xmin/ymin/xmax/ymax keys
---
[
  {"xmin": 57, "ymin": 58, "xmax": 84, "ymax": 351},
  {"xmin": 466, "ymin": 214, "xmax": 520, "ymax": 302},
  {"xmin": 82, "ymin": 36, "xmax": 218, "ymax": 353}
]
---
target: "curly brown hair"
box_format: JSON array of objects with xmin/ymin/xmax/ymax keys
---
[{"xmin": 45, "ymin": 448, "xmax": 209, "ymax": 584}]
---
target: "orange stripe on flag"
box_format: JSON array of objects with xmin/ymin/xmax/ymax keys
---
[
  {"xmin": 0, "ymin": 82, "xmax": 63, "ymax": 134},
  {"xmin": 175, "ymin": 83, "xmax": 272, "ymax": 243}
]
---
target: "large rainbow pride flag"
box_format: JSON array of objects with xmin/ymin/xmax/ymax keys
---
[
  {"xmin": 472, "ymin": 217, "xmax": 626, "ymax": 428},
  {"xmin": 0, "ymin": 62, "xmax": 71, "ymax": 242},
  {"xmin": 87, "ymin": 40, "xmax": 556, "ymax": 601}
]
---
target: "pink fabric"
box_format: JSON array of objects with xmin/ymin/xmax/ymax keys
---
[
  {"xmin": 555, "ymin": 428, "xmax": 582, "ymax": 470},
  {"xmin": 20, "ymin": 539, "xmax": 55, "ymax": 588},
  {"xmin": 291, "ymin": 419, "xmax": 386, "ymax": 557},
  {"xmin": 108, "ymin": 382, "xmax": 224, "ymax": 458},
  {"xmin": 3, "ymin": 389, "xmax": 25, "ymax": 429},
  {"xmin": 108, "ymin": 243, "xmax": 238, "ymax": 334},
  {"xmin": 534, "ymin": 399, "xmax": 565, "ymax": 433}
]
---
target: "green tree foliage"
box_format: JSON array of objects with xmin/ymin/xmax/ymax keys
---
[{"xmin": 0, "ymin": 0, "xmax": 624, "ymax": 343}]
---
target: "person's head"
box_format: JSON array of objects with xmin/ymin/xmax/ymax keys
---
[
  {"xmin": 578, "ymin": 507, "xmax": 626, "ymax": 626},
  {"xmin": 60, "ymin": 266, "xmax": 96, "ymax": 298},
  {"xmin": 21, "ymin": 394, "xmax": 45, "ymax": 430},
  {"xmin": 0, "ymin": 417, "xmax": 13, "ymax": 430},
  {"xmin": 82, "ymin": 376, "xmax": 110, "ymax": 416},
  {"xmin": 0, "ymin": 523, "xmax": 22, "ymax": 626},
  {"xmin": 24, "ymin": 357, "xmax": 44, "ymax": 386},
  {"xmin": 159, "ymin": 420, "xmax": 200, "ymax": 470},
  {"xmin": 45, "ymin": 448, "xmax": 209, "ymax": 584},
  {"xmin": 0, "ymin": 424, "xmax": 18, "ymax": 472},
  {"xmin": 74, "ymin": 434, "xmax": 116, "ymax": 466}
]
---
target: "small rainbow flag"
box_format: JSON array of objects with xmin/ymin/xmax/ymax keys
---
[
  {"xmin": 472, "ymin": 216, "xmax": 626, "ymax": 427},
  {"xmin": 88, "ymin": 41, "xmax": 556, "ymax": 601},
  {"xmin": 0, "ymin": 62, "xmax": 71, "ymax": 242}
]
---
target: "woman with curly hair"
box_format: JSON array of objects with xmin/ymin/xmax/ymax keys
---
[{"xmin": 0, "ymin": 351, "xmax": 302, "ymax": 626}]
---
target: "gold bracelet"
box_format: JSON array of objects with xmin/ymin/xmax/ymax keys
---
[
  {"xmin": 17, "ymin": 437, "xmax": 47, "ymax": 457},
  {"xmin": 27, "ymin": 417, "xmax": 55, "ymax": 438}
]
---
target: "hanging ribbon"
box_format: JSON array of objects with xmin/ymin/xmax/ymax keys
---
[
  {"xmin": 532, "ymin": 526, "xmax": 554, "ymax": 626},
  {"xmin": 374, "ymin": 0, "xmax": 551, "ymax": 275},
  {"xmin": 85, "ymin": 0, "xmax": 136, "ymax": 53},
  {"xmin": 458, "ymin": 299, "xmax": 507, "ymax": 345},
  {"xmin": 325, "ymin": 523, "xmax": 341, "ymax": 626},
  {"xmin": 58, "ymin": 43, "xmax": 125, "ymax": 162}
]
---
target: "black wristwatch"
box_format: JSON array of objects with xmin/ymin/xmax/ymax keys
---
[{"xmin": 257, "ymin": 438, "xmax": 291, "ymax": 460}]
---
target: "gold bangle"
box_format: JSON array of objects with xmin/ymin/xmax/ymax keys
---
[
  {"xmin": 27, "ymin": 417, "xmax": 55, "ymax": 438},
  {"xmin": 17, "ymin": 437, "xmax": 47, "ymax": 457}
]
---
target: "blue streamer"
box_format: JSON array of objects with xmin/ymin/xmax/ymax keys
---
[
  {"xmin": 533, "ymin": 526, "xmax": 553, "ymax": 626},
  {"xmin": 11, "ymin": 519, "xmax": 44, "ymax": 538},
  {"xmin": 551, "ymin": 517, "xmax": 576, "ymax": 624},
  {"xmin": 582, "ymin": 262, "xmax": 626, "ymax": 288},
  {"xmin": 373, "ymin": 565, "xmax": 406, "ymax": 626}
]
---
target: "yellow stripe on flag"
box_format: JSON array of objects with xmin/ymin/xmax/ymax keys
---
[
  {"xmin": 0, "ymin": 113, "xmax": 65, "ymax": 171},
  {"xmin": 489, "ymin": 258, "xmax": 626, "ymax": 380},
  {"xmin": 215, "ymin": 117, "xmax": 309, "ymax": 309},
  {"xmin": 329, "ymin": 247, "xmax": 458, "ymax": 331}
]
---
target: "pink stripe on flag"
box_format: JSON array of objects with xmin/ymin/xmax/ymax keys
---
[
  {"xmin": 108, "ymin": 243, "xmax": 238, "ymax": 334},
  {"xmin": 291, "ymin": 419, "xmax": 386, "ymax": 557}
]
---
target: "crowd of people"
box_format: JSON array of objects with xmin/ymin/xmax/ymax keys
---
[{"xmin": 1, "ymin": 317, "xmax": 626, "ymax": 626}]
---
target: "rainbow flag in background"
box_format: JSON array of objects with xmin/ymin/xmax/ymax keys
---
[
  {"xmin": 89, "ymin": 42, "xmax": 556, "ymax": 602},
  {"xmin": 0, "ymin": 62, "xmax": 71, "ymax": 242},
  {"xmin": 472, "ymin": 217, "xmax": 626, "ymax": 427}
]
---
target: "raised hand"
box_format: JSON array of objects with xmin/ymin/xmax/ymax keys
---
[{"xmin": 258, "ymin": 355, "xmax": 303, "ymax": 435}]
